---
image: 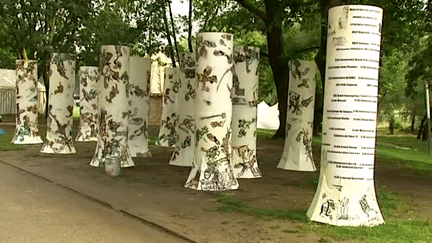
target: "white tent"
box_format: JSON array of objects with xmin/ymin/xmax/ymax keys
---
[
  {"xmin": 150, "ymin": 51, "xmax": 172, "ymax": 95},
  {"xmin": 0, "ymin": 69, "xmax": 46, "ymax": 114},
  {"xmin": 0, "ymin": 69, "xmax": 15, "ymax": 88},
  {"xmin": 257, "ymin": 101, "xmax": 279, "ymax": 130}
]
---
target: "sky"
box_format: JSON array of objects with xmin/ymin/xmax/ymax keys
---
[{"xmin": 171, "ymin": 0, "xmax": 189, "ymax": 16}]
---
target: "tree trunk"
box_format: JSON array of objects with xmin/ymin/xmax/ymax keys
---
[
  {"xmin": 188, "ymin": 0, "xmax": 193, "ymax": 52},
  {"xmin": 313, "ymin": 0, "xmax": 350, "ymax": 135},
  {"xmin": 40, "ymin": 50, "xmax": 51, "ymax": 118},
  {"xmin": 263, "ymin": 1, "xmax": 288, "ymax": 139},
  {"xmin": 411, "ymin": 110, "xmax": 416, "ymax": 132},
  {"xmin": 418, "ymin": 114, "xmax": 427, "ymax": 140},
  {"xmin": 161, "ymin": 2, "xmax": 176, "ymax": 67},
  {"xmin": 168, "ymin": 0, "xmax": 180, "ymax": 63}
]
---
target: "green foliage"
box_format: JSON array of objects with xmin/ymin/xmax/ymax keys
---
[{"xmin": 77, "ymin": 2, "xmax": 142, "ymax": 66}]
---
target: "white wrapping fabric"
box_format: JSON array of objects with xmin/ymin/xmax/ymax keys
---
[
  {"xmin": 157, "ymin": 67, "xmax": 180, "ymax": 147},
  {"xmin": 278, "ymin": 60, "xmax": 317, "ymax": 171},
  {"xmin": 12, "ymin": 60, "xmax": 43, "ymax": 144},
  {"xmin": 307, "ymin": 5, "xmax": 384, "ymax": 226},
  {"xmin": 231, "ymin": 46, "xmax": 261, "ymax": 178},
  {"xmin": 128, "ymin": 57, "xmax": 152, "ymax": 157},
  {"xmin": 185, "ymin": 32, "xmax": 238, "ymax": 191},
  {"xmin": 40, "ymin": 53, "xmax": 76, "ymax": 154},
  {"xmin": 90, "ymin": 45, "xmax": 134, "ymax": 167},
  {"xmin": 75, "ymin": 66, "xmax": 99, "ymax": 142},
  {"xmin": 169, "ymin": 53, "xmax": 196, "ymax": 166}
]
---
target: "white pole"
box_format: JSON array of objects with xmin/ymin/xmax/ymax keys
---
[
  {"xmin": 169, "ymin": 52, "xmax": 196, "ymax": 166},
  {"xmin": 40, "ymin": 53, "xmax": 76, "ymax": 154},
  {"xmin": 156, "ymin": 67, "xmax": 180, "ymax": 147},
  {"xmin": 75, "ymin": 66, "xmax": 99, "ymax": 142},
  {"xmin": 128, "ymin": 57, "xmax": 152, "ymax": 157},
  {"xmin": 278, "ymin": 60, "xmax": 318, "ymax": 172},
  {"xmin": 231, "ymin": 46, "xmax": 262, "ymax": 178},
  {"xmin": 12, "ymin": 60, "xmax": 43, "ymax": 144},
  {"xmin": 307, "ymin": 5, "xmax": 384, "ymax": 226},
  {"xmin": 185, "ymin": 32, "xmax": 238, "ymax": 191},
  {"xmin": 90, "ymin": 45, "xmax": 134, "ymax": 167},
  {"xmin": 425, "ymin": 81, "xmax": 431, "ymax": 155}
]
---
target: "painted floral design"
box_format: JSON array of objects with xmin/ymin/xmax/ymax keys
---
[
  {"xmin": 128, "ymin": 57, "xmax": 152, "ymax": 157},
  {"xmin": 185, "ymin": 32, "xmax": 238, "ymax": 190},
  {"xmin": 231, "ymin": 46, "xmax": 261, "ymax": 179},
  {"xmin": 157, "ymin": 67, "xmax": 180, "ymax": 147},
  {"xmin": 12, "ymin": 59, "xmax": 43, "ymax": 144},
  {"xmin": 75, "ymin": 66, "xmax": 99, "ymax": 142},
  {"xmin": 169, "ymin": 52, "xmax": 196, "ymax": 166},
  {"xmin": 278, "ymin": 60, "xmax": 317, "ymax": 171},
  {"xmin": 90, "ymin": 45, "xmax": 134, "ymax": 167},
  {"xmin": 40, "ymin": 53, "xmax": 76, "ymax": 153}
]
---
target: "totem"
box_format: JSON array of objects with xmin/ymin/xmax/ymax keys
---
[
  {"xmin": 128, "ymin": 56, "xmax": 152, "ymax": 157},
  {"xmin": 12, "ymin": 59, "xmax": 43, "ymax": 144},
  {"xmin": 169, "ymin": 52, "xmax": 196, "ymax": 166},
  {"xmin": 185, "ymin": 32, "xmax": 239, "ymax": 191},
  {"xmin": 75, "ymin": 66, "xmax": 100, "ymax": 142},
  {"xmin": 277, "ymin": 60, "xmax": 318, "ymax": 171},
  {"xmin": 307, "ymin": 5, "xmax": 384, "ymax": 226},
  {"xmin": 231, "ymin": 46, "xmax": 262, "ymax": 178},
  {"xmin": 40, "ymin": 53, "xmax": 76, "ymax": 154},
  {"xmin": 156, "ymin": 67, "xmax": 180, "ymax": 147},
  {"xmin": 90, "ymin": 45, "xmax": 134, "ymax": 167}
]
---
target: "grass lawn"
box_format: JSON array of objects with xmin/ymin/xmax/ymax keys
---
[
  {"xmin": 250, "ymin": 127, "xmax": 432, "ymax": 242},
  {"xmin": 0, "ymin": 128, "xmax": 25, "ymax": 151}
]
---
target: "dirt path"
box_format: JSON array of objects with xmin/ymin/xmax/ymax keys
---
[{"xmin": 1, "ymin": 115, "xmax": 431, "ymax": 242}]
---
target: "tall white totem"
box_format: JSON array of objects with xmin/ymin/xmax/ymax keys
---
[
  {"xmin": 75, "ymin": 66, "xmax": 100, "ymax": 142},
  {"xmin": 40, "ymin": 53, "xmax": 76, "ymax": 154},
  {"xmin": 278, "ymin": 60, "xmax": 318, "ymax": 171},
  {"xmin": 185, "ymin": 32, "xmax": 238, "ymax": 191},
  {"xmin": 231, "ymin": 46, "xmax": 262, "ymax": 178},
  {"xmin": 156, "ymin": 67, "xmax": 180, "ymax": 147},
  {"xmin": 90, "ymin": 45, "xmax": 134, "ymax": 167},
  {"xmin": 128, "ymin": 56, "xmax": 152, "ymax": 157},
  {"xmin": 307, "ymin": 5, "xmax": 384, "ymax": 226},
  {"xmin": 12, "ymin": 60, "xmax": 43, "ymax": 144},
  {"xmin": 169, "ymin": 52, "xmax": 196, "ymax": 166}
]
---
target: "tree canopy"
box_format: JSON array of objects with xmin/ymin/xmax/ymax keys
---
[{"xmin": 0, "ymin": 0, "xmax": 431, "ymax": 136}]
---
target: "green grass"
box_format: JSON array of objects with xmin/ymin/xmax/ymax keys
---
[
  {"xmin": 0, "ymin": 129, "xmax": 25, "ymax": 151},
  {"xmin": 216, "ymin": 194, "xmax": 309, "ymax": 222},
  {"xmin": 216, "ymin": 191, "xmax": 431, "ymax": 243},
  {"xmin": 73, "ymin": 106, "xmax": 80, "ymax": 120},
  {"xmin": 148, "ymin": 133, "xmax": 158, "ymax": 145},
  {"xmin": 320, "ymin": 191, "xmax": 431, "ymax": 242},
  {"xmin": 311, "ymin": 132, "xmax": 432, "ymax": 175},
  {"xmin": 257, "ymin": 128, "xmax": 276, "ymax": 138}
]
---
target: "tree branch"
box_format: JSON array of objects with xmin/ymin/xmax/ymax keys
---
[
  {"xmin": 233, "ymin": 0, "xmax": 267, "ymax": 23},
  {"xmin": 292, "ymin": 45, "xmax": 320, "ymax": 55}
]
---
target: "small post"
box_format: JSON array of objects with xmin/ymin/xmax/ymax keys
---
[{"xmin": 425, "ymin": 81, "xmax": 431, "ymax": 155}]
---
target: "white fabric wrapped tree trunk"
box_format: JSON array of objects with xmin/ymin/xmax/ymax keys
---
[
  {"xmin": 278, "ymin": 60, "xmax": 318, "ymax": 171},
  {"xmin": 128, "ymin": 56, "xmax": 152, "ymax": 157},
  {"xmin": 231, "ymin": 46, "xmax": 261, "ymax": 178},
  {"xmin": 157, "ymin": 67, "xmax": 180, "ymax": 147},
  {"xmin": 307, "ymin": 5, "xmax": 384, "ymax": 226},
  {"xmin": 12, "ymin": 60, "xmax": 43, "ymax": 144},
  {"xmin": 169, "ymin": 53, "xmax": 196, "ymax": 166},
  {"xmin": 185, "ymin": 32, "xmax": 239, "ymax": 191},
  {"xmin": 90, "ymin": 45, "xmax": 134, "ymax": 167},
  {"xmin": 40, "ymin": 53, "xmax": 76, "ymax": 154},
  {"xmin": 75, "ymin": 66, "xmax": 99, "ymax": 142}
]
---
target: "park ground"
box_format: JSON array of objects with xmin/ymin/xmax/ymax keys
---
[{"xmin": 0, "ymin": 114, "xmax": 431, "ymax": 243}]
